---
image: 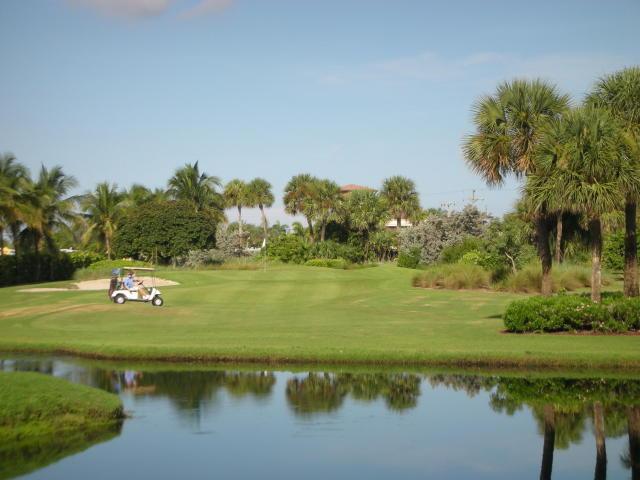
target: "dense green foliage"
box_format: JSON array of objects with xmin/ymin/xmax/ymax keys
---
[
  {"xmin": 397, "ymin": 247, "xmax": 421, "ymax": 269},
  {"xmin": 603, "ymin": 230, "xmax": 640, "ymax": 271},
  {"xmin": 305, "ymin": 258, "xmax": 350, "ymax": 269},
  {"xmin": 504, "ymin": 294, "xmax": 640, "ymax": 333},
  {"xmin": 0, "ymin": 253, "xmax": 75, "ymax": 287},
  {"xmin": 113, "ymin": 201, "xmax": 216, "ymax": 263},
  {"xmin": 67, "ymin": 251, "xmax": 105, "ymax": 269}
]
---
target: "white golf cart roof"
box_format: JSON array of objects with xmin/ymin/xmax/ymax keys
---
[{"xmin": 122, "ymin": 267, "xmax": 155, "ymax": 271}]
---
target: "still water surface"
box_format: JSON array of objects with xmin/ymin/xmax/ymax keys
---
[{"xmin": 1, "ymin": 357, "xmax": 639, "ymax": 480}]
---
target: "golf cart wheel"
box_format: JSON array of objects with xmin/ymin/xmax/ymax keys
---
[
  {"xmin": 114, "ymin": 294, "xmax": 126, "ymax": 305},
  {"xmin": 152, "ymin": 296, "xmax": 164, "ymax": 307}
]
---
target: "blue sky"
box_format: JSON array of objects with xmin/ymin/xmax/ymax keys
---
[{"xmin": 1, "ymin": 0, "xmax": 639, "ymax": 224}]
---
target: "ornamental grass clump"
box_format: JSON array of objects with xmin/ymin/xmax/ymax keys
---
[
  {"xmin": 503, "ymin": 294, "xmax": 640, "ymax": 333},
  {"xmin": 412, "ymin": 264, "xmax": 491, "ymax": 290}
]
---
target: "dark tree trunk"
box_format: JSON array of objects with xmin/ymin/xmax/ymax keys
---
[
  {"xmin": 0, "ymin": 227, "xmax": 4, "ymax": 255},
  {"xmin": 555, "ymin": 212, "xmax": 563, "ymax": 264},
  {"xmin": 593, "ymin": 401, "xmax": 607, "ymax": 480},
  {"xmin": 590, "ymin": 217, "xmax": 603, "ymax": 303},
  {"xmin": 306, "ymin": 216, "xmax": 315, "ymax": 243},
  {"xmin": 630, "ymin": 406, "xmax": 640, "ymax": 480},
  {"xmin": 237, "ymin": 206, "xmax": 243, "ymax": 235},
  {"xmin": 10, "ymin": 222, "xmax": 20, "ymax": 258},
  {"xmin": 540, "ymin": 404, "xmax": 556, "ymax": 480},
  {"xmin": 624, "ymin": 200, "xmax": 639, "ymax": 297},
  {"xmin": 535, "ymin": 212, "xmax": 553, "ymax": 296}
]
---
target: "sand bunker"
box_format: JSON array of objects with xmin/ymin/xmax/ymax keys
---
[{"xmin": 19, "ymin": 276, "xmax": 179, "ymax": 293}]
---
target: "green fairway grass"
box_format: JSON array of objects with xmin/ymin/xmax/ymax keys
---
[{"xmin": 0, "ymin": 265, "xmax": 638, "ymax": 367}]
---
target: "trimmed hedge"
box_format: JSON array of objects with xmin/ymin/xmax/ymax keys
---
[
  {"xmin": 503, "ymin": 294, "xmax": 640, "ymax": 333},
  {"xmin": 0, "ymin": 254, "xmax": 76, "ymax": 287}
]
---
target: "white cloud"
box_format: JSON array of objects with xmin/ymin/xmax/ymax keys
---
[{"xmin": 67, "ymin": 0, "xmax": 233, "ymax": 19}]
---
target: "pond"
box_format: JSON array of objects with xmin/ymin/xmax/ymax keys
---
[{"xmin": 1, "ymin": 357, "xmax": 639, "ymax": 480}]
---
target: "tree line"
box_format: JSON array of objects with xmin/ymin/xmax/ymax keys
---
[
  {"xmin": 464, "ymin": 66, "xmax": 640, "ymax": 302},
  {"xmin": 0, "ymin": 153, "xmax": 423, "ymax": 263}
]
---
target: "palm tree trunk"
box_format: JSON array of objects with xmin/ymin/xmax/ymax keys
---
[
  {"xmin": 0, "ymin": 227, "xmax": 4, "ymax": 255},
  {"xmin": 321, "ymin": 223, "xmax": 326, "ymax": 242},
  {"xmin": 624, "ymin": 199, "xmax": 639, "ymax": 297},
  {"xmin": 540, "ymin": 404, "xmax": 556, "ymax": 480},
  {"xmin": 259, "ymin": 204, "xmax": 268, "ymax": 241},
  {"xmin": 555, "ymin": 212, "xmax": 563, "ymax": 264},
  {"xmin": 237, "ymin": 205, "xmax": 243, "ymax": 235},
  {"xmin": 629, "ymin": 406, "xmax": 640, "ymax": 480},
  {"xmin": 535, "ymin": 213, "xmax": 553, "ymax": 296},
  {"xmin": 105, "ymin": 235, "xmax": 112, "ymax": 260},
  {"xmin": 590, "ymin": 217, "xmax": 603, "ymax": 303},
  {"xmin": 10, "ymin": 222, "xmax": 20, "ymax": 257},
  {"xmin": 306, "ymin": 216, "xmax": 315, "ymax": 243},
  {"xmin": 593, "ymin": 401, "xmax": 607, "ymax": 480},
  {"xmin": 396, "ymin": 217, "xmax": 401, "ymax": 228}
]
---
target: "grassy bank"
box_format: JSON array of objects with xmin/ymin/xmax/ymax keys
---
[
  {"xmin": 0, "ymin": 372, "xmax": 123, "ymax": 479},
  {"xmin": 0, "ymin": 265, "xmax": 639, "ymax": 368}
]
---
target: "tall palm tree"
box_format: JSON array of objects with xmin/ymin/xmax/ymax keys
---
[
  {"xmin": 223, "ymin": 179, "xmax": 249, "ymax": 236},
  {"xmin": 463, "ymin": 79, "xmax": 571, "ymax": 295},
  {"xmin": 0, "ymin": 154, "xmax": 28, "ymax": 256},
  {"xmin": 284, "ymin": 174, "xmax": 318, "ymax": 242},
  {"xmin": 312, "ymin": 179, "xmax": 342, "ymax": 242},
  {"xmin": 380, "ymin": 176, "xmax": 420, "ymax": 228},
  {"xmin": 527, "ymin": 107, "xmax": 628, "ymax": 302},
  {"xmin": 346, "ymin": 190, "xmax": 388, "ymax": 256},
  {"xmin": 589, "ymin": 67, "xmax": 640, "ymax": 297},
  {"xmin": 81, "ymin": 182, "xmax": 126, "ymax": 259},
  {"xmin": 167, "ymin": 161, "xmax": 223, "ymax": 215},
  {"xmin": 126, "ymin": 184, "xmax": 167, "ymax": 208},
  {"xmin": 246, "ymin": 178, "xmax": 274, "ymax": 241},
  {"xmin": 21, "ymin": 165, "xmax": 77, "ymax": 255}
]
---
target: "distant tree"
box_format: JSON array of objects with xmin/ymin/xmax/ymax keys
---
[
  {"xmin": 20, "ymin": 165, "xmax": 77, "ymax": 255},
  {"xmin": 224, "ymin": 179, "xmax": 250, "ymax": 235},
  {"xmin": 114, "ymin": 200, "xmax": 216, "ymax": 264},
  {"xmin": 312, "ymin": 179, "xmax": 342, "ymax": 242},
  {"xmin": 167, "ymin": 162, "xmax": 224, "ymax": 220},
  {"xmin": 126, "ymin": 184, "xmax": 167, "ymax": 208},
  {"xmin": 247, "ymin": 178, "xmax": 274, "ymax": 241},
  {"xmin": 0, "ymin": 154, "xmax": 28, "ymax": 256},
  {"xmin": 381, "ymin": 176, "xmax": 420, "ymax": 228},
  {"xmin": 80, "ymin": 182, "xmax": 126, "ymax": 259},
  {"xmin": 346, "ymin": 190, "xmax": 388, "ymax": 244},
  {"xmin": 284, "ymin": 174, "xmax": 318, "ymax": 242}
]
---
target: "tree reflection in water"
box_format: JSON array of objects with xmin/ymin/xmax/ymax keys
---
[{"xmin": 285, "ymin": 372, "xmax": 421, "ymax": 417}]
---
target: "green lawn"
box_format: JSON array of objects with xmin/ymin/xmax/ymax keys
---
[{"xmin": 0, "ymin": 264, "xmax": 638, "ymax": 367}]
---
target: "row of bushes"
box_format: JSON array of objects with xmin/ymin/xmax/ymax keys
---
[
  {"xmin": 265, "ymin": 237, "xmax": 365, "ymax": 264},
  {"xmin": 503, "ymin": 293, "xmax": 640, "ymax": 333},
  {"xmin": 0, "ymin": 254, "xmax": 76, "ymax": 287},
  {"xmin": 411, "ymin": 262, "xmax": 605, "ymax": 293}
]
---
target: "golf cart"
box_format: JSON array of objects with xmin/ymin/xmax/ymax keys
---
[{"xmin": 109, "ymin": 267, "xmax": 164, "ymax": 307}]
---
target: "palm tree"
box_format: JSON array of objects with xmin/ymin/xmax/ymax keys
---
[
  {"xmin": 0, "ymin": 154, "xmax": 28, "ymax": 256},
  {"xmin": 380, "ymin": 176, "xmax": 420, "ymax": 228},
  {"xmin": 247, "ymin": 178, "xmax": 274, "ymax": 241},
  {"xmin": 284, "ymin": 174, "xmax": 318, "ymax": 242},
  {"xmin": 589, "ymin": 67, "xmax": 640, "ymax": 297},
  {"xmin": 167, "ymin": 161, "xmax": 223, "ymax": 215},
  {"xmin": 21, "ymin": 165, "xmax": 77, "ymax": 255},
  {"xmin": 539, "ymin": 404, "xmax": 556, "ymax": 480},
  {"xmin": 223, "ymin": 179, "xmax": 249, "ymax": 236},
  {"xmin": 593, "ymin": 401, "xmax": 607, "ymax": 480},
  {"xmin": 312, "ymin": 179, "xmax": 342, "ymax": 242},
  {"xmin": 346, "ymin": 190, "xmax": 388, "ymax": 256},
  {"xmin": 81, "ymin": 183, "xmax": 126, "ymax": 259},
  {"xmin": 527, "ymin": 107, "xmax": 628, "ymax": 302},
  {"xmin": 463, "ymin": 79, "xmax": 571, "ymax": 295}
]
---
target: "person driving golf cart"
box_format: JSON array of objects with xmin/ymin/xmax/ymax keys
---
[{"xmin": 124, "ymin": 271, "xmax": 136, "ymax": 290}]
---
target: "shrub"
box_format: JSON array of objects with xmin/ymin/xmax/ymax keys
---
[
  {"xmin": 183, "ymin": 249, "xmax": 226, "ymax": 269},
  {"xmin": 73, "ymin": 259, "xmax": 151, "ymax": 281},
  {"xmin": 265, "ymin": 235, "xmax": 309, "ymax": 264},
  {"xmin": 602, "ymin": 231, "xmax": 640, "ymax": 271},
  {"xmin": 397, "ymin": 247, "xmax": 421, "ymax": 269},
  {"xmin": 503, "ymin": 294, "xmax": 640, "ymax": 333},
  {"xmin": 439, "ymin": 237, "xmax": 483, "ymax": 264},
  {"xmin": 0, "ymin": 253, "xmax": 76, "ymax": 287},
  {"xmin": 498, "ymin": 263, "xmax": 611, "ymax": 293},
  {"xmin": 307, "ymin": 240, "xmax": 365, "ymax": 264},
  {"xmin": 412, "ymin": 264, "xmax": 491, "ymax": 290},
  {"xmin": 305, "ymin": 258, "xmax": 350, "ymax": 269},
  {"xmin": 68, "ymin": 251, "xmax": 105, "ymax": 269}
]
